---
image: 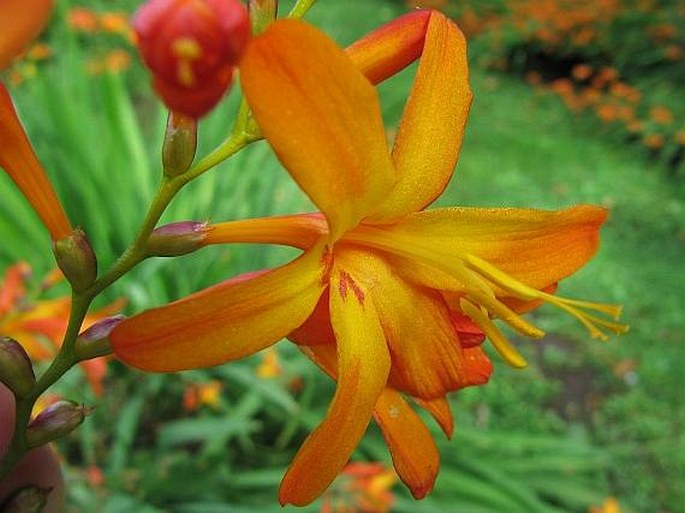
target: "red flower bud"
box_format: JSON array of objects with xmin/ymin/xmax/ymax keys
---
[{"xmin": 134, "ymin": 0, "xmax": 250, "ymax": 118}]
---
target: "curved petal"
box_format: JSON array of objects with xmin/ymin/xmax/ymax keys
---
[
  {"xmin": 374, "ymin": 388, "xmax": 439, "ymax": 499},
  {"xmin": 300, "ymin": 344, "xmax": 439, "ymax": 499},
  {"xmin": 368, "ymin": 12, "xmax": 472, "ymax": 221},
  {"xmin": 0, "ymin": 0, "xmax": 52, "ymax": 70},
  {"xmin": 279, "ymin": 262, "xmax": 391, "ymax": 506},
  {"xmin": 288, "ymin": 290, "xmax": 336, "ymax": 346},
  {"xmin": 204, "ymin": 213, "xmax": 328, "ymax": 250},
  {"xmin": 111, "ymin": 243, "xmax": 329, "ymax": 372},
  {"xmin": 346, "ymin": 10, "xmax": 431, "ymax": 85},
  {"xmin": 1, "ymin": 85, "xmax": 72, "ymax": 240},
  {"xmin": 337, "ymin": 245, "xmax": 471, "ymax": 400},
  {"xmin": 240, "ymin": 19, "xmax": 395, "ymax": 240},
  {"xmin": 353, "ymin": 205, "xmax": 608, "ymax": 292},
  {"xmin": 414, "ymin": 396, "xmax": 454, "ymax": 439}
]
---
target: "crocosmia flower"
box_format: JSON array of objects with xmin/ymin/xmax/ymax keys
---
[
  {"xmin": 0, "ymin": 263, "xmax": 123, "ymax": 395},
  {"xmin": 134, "ymin": 0, "xmax": 250, "ymax": 118},
  {"xmin": 112, "ymin": 10, "xmax": 626, "ymax": 505},
  {"xmin": 1, "ymin": 0, "xmax": 72, "ymax": 242}
]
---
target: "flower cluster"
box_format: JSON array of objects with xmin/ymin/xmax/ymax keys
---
[{"xmin": 453, "ymin": 0, "xmax": 685, "ymax": 173}]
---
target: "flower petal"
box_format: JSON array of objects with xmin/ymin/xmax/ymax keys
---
[
  {"xmin": 298, "ymin": 343, "xmax": 439, "ymax": 498},
  {"xmin": 1, "ymin": 84, "xmax": 72, "ymax": 240},
  {"xmin": 204, "ymin": 213, "xmax": 328, "ymax": 250},
  {"xmin": 288, "ymin": 290, "xmax": 336, "ymax": 346},
  {"xmin": 354, "ymin": 205, "xmax": 607, "ymax": 292},
  {"xmin": 239, "ymin": 19, "xmax": 395, "ymax": 239},
  {"xmin": 0, "ymin": 0, "xmax": 52, "ymax": 70},
  {"xmin": 414, "ymin": 396, "xmax": 454, "ymax": 439},
  {"xmin": 279, "ymin": 262, "xmax": 391, "ymax": 506},
  {"xmin": 346, "ymin": 10, "xmax": 431, "ymax": 85},
  {"xmin": 336, "ymin": 245, "xmax": 472, "ymax": 399},
  {"xmin": 374, "ymin": 388, "xmax": 440, "ymax": 499},
  {"xmin": 300, "ymin": 343, "xmax": 439, "ymax": 499},
  {"xmin": 111, "ymin": 244, "xmax": 328, "ymax": 372},
  {"xmin": 368, "ymin": 12, "xmax": 472, "ymax": 221}
]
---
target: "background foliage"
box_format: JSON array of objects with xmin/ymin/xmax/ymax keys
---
[{"xmin": 1, "ymin": 0, "xmax": 684, "ymax": 511}]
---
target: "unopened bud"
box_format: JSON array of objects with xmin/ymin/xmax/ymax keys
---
[
  {"xmin": 249, "ymin": 0, "xmax": 278, "ymax": 35},
  {"xmin": 52, "ymin": 228, "xmax": 97, "ymax": 292},
  {"xmin": 0, "ymin": 337, "xmax": 36, "ymax": 398},
  {"xmin": 0, "ymin": 486, "xmax": 52, "ymax": 513},
  {"xmin": 146, "ymin": 221, "xmax": 208, "ymax": 257},
  {"xmin": 26, "ymin": 400, "xmax": 91, "ymax": 448},
  {"xmin": 134, "ymin": 0, "xmax": 251, "ymax": 118},
  {"xmin": 74, "ymin": 316, "xmax": 124, "ymax": 361},
  {"xmin": 163, "ymin": 111, "xmax": 197, "ymax": 177}
]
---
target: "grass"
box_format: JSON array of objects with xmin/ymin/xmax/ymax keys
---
[{"xmin": 2, "ymin": 0, "xmax": 685, "ymax": 511}]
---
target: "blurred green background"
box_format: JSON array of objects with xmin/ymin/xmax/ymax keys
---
[{"xmin": 1, "ymin": 0, "xmax": 684, "ymax": 512}]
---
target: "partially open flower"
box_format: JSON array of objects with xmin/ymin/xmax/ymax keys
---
[{"xmin": 134, "ymin": 0, "xmax": 250, "ymax": 118}]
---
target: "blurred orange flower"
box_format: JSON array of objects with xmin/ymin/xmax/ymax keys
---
[
  {"xmin": 321, "ymin": 462, "xmax": 396, "ymax": 513},
  {"xmin": 571, "ymin": 63, "xmax": 593, "ymax": 81},
  {"xmin": 67, "ymin": 7, "xmax": 99, "ymax": 33},
  {"xmin": 643, "ymin": 133, "xmax": 665, "ymax": 149},
  {"xmin": 649, "ymin": 106, "xmax": 673, "ymax": 125},
  {"xmin": 256, "ymin": 347, "xmax": 282, "ymax": 379},
  {"xmin": 182, "ymin": 380, "xmax": 223, "ymax": 411},
  {"xmin": 0, "ymin": 263, "xmax": 124, "ymax": 395},
  {"xmin": 589, "ymin": 497, "xmax": 620, "ymax": 513}
]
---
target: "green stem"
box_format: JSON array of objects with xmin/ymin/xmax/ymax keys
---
[
  {"xmin": 288, "ymin": 0, "xmax": 318, "ymax": 18},
  {"xmin": 0, "ymin": 124, "xmax": 254, "ymax": 482}
]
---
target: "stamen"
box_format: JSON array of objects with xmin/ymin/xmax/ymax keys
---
[
  {"xmin": 465, "ymin": 253, "xmax": 628, "ymax": 340},
  {"xmin": 460, "ymin": 298, "xmax": 528, "ymax": 369}
]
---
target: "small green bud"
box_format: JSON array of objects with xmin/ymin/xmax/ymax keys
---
[
  {"xmin": 0, "ymin": 337, "xmax": 36, "ymax": 398},
  {"xmin": 52, "ymin": 228, "xmax": 97, "ymax": 292},
  {"xmin": 0, "ymin": 486, "xmax": 52, "ymax": 513},
  {"xmin": 146, "ymin": 221, "xmax": 208, "ymax": 257},
  {"xmin": 26, "ymin": 400, "xmax": 92, "ymax": 448},
  {"xmin": 74, "ymin": 315, "xmax": 124, "ymax": 361},
  {"xmin": 163, "ymin": 111, "xmax": 197, "ymax": 177}
]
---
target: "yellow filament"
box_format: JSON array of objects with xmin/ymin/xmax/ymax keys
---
[
  {"xmin": 465, "ymin": 253, "xmax": 628, "ymax": 340},
  {"xmin": 460, "ymin": 299, "xmax": 528, "ymax": 369}
]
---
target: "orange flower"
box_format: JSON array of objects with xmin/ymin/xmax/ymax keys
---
[
  {"xmin": 0, "ymin": 0, "xmax": 52, "ymax": 70},
  {"xmin": 649, "ymin": 105, "xmax": 673, "ymax": 125},
  {"xmin": 67, "ymin": 7, "xmax": 99, "ymax": 33},
  {"xmin": 182, "ymin": 380, "xmax": 223, "ymax": 411},
  {"xmin": 1, "ymin": 85, "xmax": 72, "ymax": 241},
  {"xmin": 256, "ymin": 347, "xmax": 282, "ymax": 379},
  {"xmin": 589, "ymin": 497, "xmax": 620, "ymax": 513},
  {"xmin": 112, "ymin": 11, "xmax": 625, "ymax": 505},
  {"xmin": 0, "ymin": 263, "xmax": 123, "ymax": 395},
  {"xmin": 99, "ymin": 12, "xmax": 131, "ymax": 36},
  {"xmin": 674, "ymin": 130, "xmax": 685, "ymax": 145},
  {"xmin": 321, "ymin": 462, "xmax": 396, "ymax": 513},
  {"xmin": 643, "ymin": 133, "xmax": 665, "ymax": 149},
  {"xmin": 572, "ymin": 63, "xmax": 593, "ymax": 82}
]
